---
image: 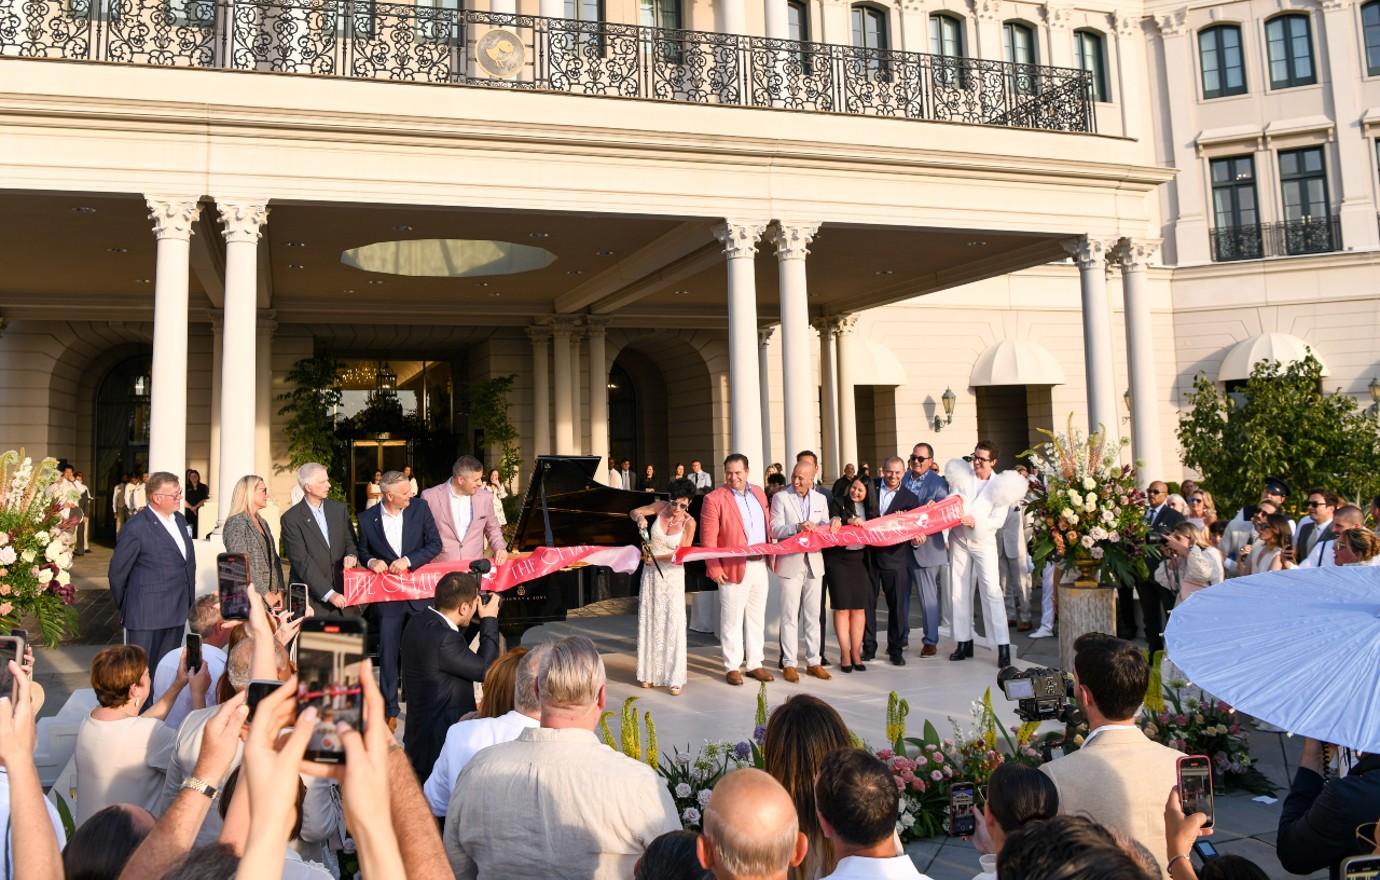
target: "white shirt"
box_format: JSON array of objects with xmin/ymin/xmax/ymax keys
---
[
  {"xmin": 430, "ymin": 606, "xmax": 459, "ymax": 632},
  {"xmin": 823, "ymin": 854, "xmax": 932, "ymax": 879},
  {"xmin": 153, "ymin": 508, "xmax": 188, "ymax": 558},
  {"xmin": 0, "ymin": 768, "xmax": 68, "ymax": 880},
  {"xmin": 151, "ymin": 642, "xmax": 226, "ymax": 729},
  {"xmin": 381, "ymin": 505, "xmax": 405, "ymax": 559},
  {"xmin": 448, "ymin": 486, "xmax": 474, "ymax": 546},
  {"xmin": 1080, "ymin": 722, "xmax": 1141, "ymax": 750},
  {"xmin": 878, "ymin": 485, "xmax": 898, "ymax": 512},
  {"xmin": 730, "ymin": 485, "xmax": 767, "ymax": 545},
  {"xmin": 1298, "ymin": 535, "xmax": 1337, "ymax": 568},
  {"xmin": 423, "ymin": 710, "xmax": 540, "ymax": 816},
  {"xmin": 283, "ymin": 847, "xmax": 335, "ymax": 880},
  {"xmin": 689, "ymin": 470, "xmax": 712, "ymax": 490}
]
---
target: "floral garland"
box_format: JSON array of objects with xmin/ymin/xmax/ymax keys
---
[{"xmin": 0, "ymin": 451, "xmax": 79, "ymax": 645}]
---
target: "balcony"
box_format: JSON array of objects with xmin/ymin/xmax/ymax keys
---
[
  {"xmin": 1208, "ymin": 216, "xmax": 1342, "ymax": 262},
  {"xmin": 0, "ymin": 0, "xmax": 1095, "ymax": 133}
]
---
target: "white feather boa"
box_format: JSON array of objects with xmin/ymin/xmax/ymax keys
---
[{"xmin": 944, "ymin": 458, "xmax": 1029, "ymax": 509}]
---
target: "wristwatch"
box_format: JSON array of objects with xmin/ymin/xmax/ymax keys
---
[{"xmin": 181, "ymin": 776, "xmax": 219, "ymax": 800}]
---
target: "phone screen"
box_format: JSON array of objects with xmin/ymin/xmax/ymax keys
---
[
  {"xmin": 245, "ymin": 679, "xmax": 281, "ymax": 720},
  {"xmin": 1342, "ymin": 857, "xmax": 1380, "ymax": 880},
  {"xmin": 0, "ymin": 636, "xmax": 22, "ymax": 699},
  {"xmin": 1179, "ymin": 756, "xmax": 1214, "ymax": 827},
  {"xmin": 289, "ymin": 583, "xmax": 309, "ymax": 621},
  {"xmin": 185, "ymin": 633, "xmax": 202, "ymax": 674},
  {"xmin": 218, "ymin": 553, "xmax": 250, "ymax": 620},
  {"xmin": 297, "ymin": 620, "xmax": 367, "ymax": 763},
  {"xmin": 1193, "ymin": 840, "xmax": 1220, "ymax": 863},
  {"xmin": 948, "ymin": 782, "xmax": 977, "ymax": 837}
]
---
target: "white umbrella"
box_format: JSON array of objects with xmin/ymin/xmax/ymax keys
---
[{"xmin": 1163, "ymin": 565, "xmax": 1380, "ymax": 753}]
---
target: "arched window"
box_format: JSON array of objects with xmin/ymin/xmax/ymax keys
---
[
  {"xmin": 851, "ymin": 4, "xmax": 889, "ymax": 50},
  {"xmin": 1198, "ymin": 24, "xmax": 1246, "ymax": 99},
  {"xmin": 787, "ymin": 0, "xmax": 809, "ymax": 42},
  {"xmin": 1361, "ymin": 0, "xmax": 1379, "ymax": 76},
  {"xmin": 1002, "ymin": 21, "xmax": 1036, "ymax": 65},
  {"xmin": 929, "ymin": 12, "xmax": 964, "ymax": 56},
  {"xmin": 1265, "ymin": 13, "xmax": 1315, "ymax": 89},
  {"xmin": 1074, "ymin": 29, "xmax": 1108, "ymax": 101}
]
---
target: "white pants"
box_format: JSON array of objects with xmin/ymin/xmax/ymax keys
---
[
  {"xmin": 1040, "ymin": 563, "xmax": 1056, "ymax": 629},
  {"xmin": 719, "ymin": 560, "xmax": 770, "ymax": 672},
  {"xmin": 999, "ymin": 549, "xmax": 1032, "ymax": 623},
  {"xmin": 777, "ymin": 572, "xmax": 823, "ymax": 667},
  {"xmin": 950, "ymin": 538, "xmax": 1009, "ymax": 645}
]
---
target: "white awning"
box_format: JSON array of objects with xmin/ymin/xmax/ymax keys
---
[
  {"xmin": 1217, "ymin": 333, "xmax": 1328, "ymax": 382},
  {"xmin": 969, "ymin": 339, "xmax": 1066, "ymax": 387},
  {"xmin": 846, "ymin": 339, "xmax": 908, "ymax": 386}
]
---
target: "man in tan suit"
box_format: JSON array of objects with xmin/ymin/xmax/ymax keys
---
[{"xmin": 1040, "ymin": 633, "xmax": 1182, "ymax": 878}]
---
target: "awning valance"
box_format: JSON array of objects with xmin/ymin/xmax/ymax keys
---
[{"xmin": 969, "ymin": 339, "xmax": 1066, "ymax": 387}]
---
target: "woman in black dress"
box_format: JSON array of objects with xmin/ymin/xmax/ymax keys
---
[
  {"xmin": 183, "ymin": 469, "xmax": 210, "ymax": 538},
  {"xmin": 824, "ymin": 476, "xmax": 878, "ymax": 672}
]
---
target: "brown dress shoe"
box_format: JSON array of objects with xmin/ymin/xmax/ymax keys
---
[
  {"xmin": 1018, "ymin": 622, "xmax": 1034, "ymax": 632},
  {"xmin": 725, "ymin": 670, "xmax": 745, "ymax": 686},
  {"xmin": 806, "ymin": 665, "xmax": 831, "ymax": 681},
  {"xmin": 783, "ymin": 667, "xmax": 800, "ymax": 683},
  {"xmin": 386, "ymin": 716, "xmax": 399, "ymax": 734},
  {"xmin": 920, "ymin": 644, "xmax": 937, "ymax": 657},
  {"xmin": 746, "ymin": 667, "xmax": 775, "ymax": 683}
]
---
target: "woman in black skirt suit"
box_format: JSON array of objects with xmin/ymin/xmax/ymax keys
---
[{"xmin": 824, "ymin": 476, "xmax": 879, "ymax": 672}]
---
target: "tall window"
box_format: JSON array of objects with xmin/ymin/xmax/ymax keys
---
[
  {"xmin": 1198, "ymin": 25, "xmax": 1246, "ymax": 98},
  {"xmin": 1075, "ymin": 29, "xmax": 1108, "ymax": 101},
  {"xmin": 852, "ymin": 5, "xmax": 888, "ymax": 50},
  {"xmin": 929, "ymin": 13, "xmax": 963, "ymax": 56},
  {"xmin": 1002, "ymin": 21, "xmax": 1037, "ymax": 94},
  {"xmin": 1278, "ymin": 147, "xmax": 1328, "ymax": 220},
  {"xmin": 1363, "ymin": 1, "xmax": 1380, "ymax": 76},
  {"xmin": 565, "ymin": 0, "xmax": 601, "ymax": 20},
  {"xmin": 787, "ymin": 0, "xmax": 808, "ymax": 42},
  {"xmin": 639, "ymin": 0, "xmax": 680, "ymax": 30},
  {"xmin": 1210, "ymin": 155, "xmax": 1261, "ymax": 260},
  {"xmin": 1265, "ymin": 14, "xmax": 1315, "ymax": 88}
]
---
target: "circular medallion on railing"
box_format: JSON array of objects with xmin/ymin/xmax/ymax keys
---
[{"xmin": 475, "ymin": 29, "xmax": 525, "ymax": 79}]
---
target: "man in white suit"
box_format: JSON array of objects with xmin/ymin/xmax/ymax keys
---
[
  {"xmin": 769, "ymin": 462, "xmax": 832, "ymax": 682},
  {"xmin": 420, "ymin": 455, "xmax": 509, "ymax": 564},
  {"xmin": 998, "ymin": 496, "xmax": 1033, "ymax": 632},
  {"xmin": 944, "ymin": 441, "xmax": 1028, "ymax": 667}
]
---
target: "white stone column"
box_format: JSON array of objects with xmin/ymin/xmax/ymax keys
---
[
  {"xmin": 714, "ymin": 220, "xmax": 768, "ymax": 470},
  {"xmin": 1115, "ymin": 239, "xmax": 1163, "ymax": 485},
  {"xmin": 586, "ymin": 318, "xmax": 609, "ymax": 474},
  {"xmin": 834, "ymin": 314, "xmax": 859, "ymax": 472},
  {"xmin": 215, "ymin": 200, "xmax": 268, "ymax": 526},
  {"xmin": 1064, "ymin": 237, "xmax": 1119, "ymax": 446},
  {"xmin": 763, "ymin": 0, "xmax": 788, "ymax": 37},
  {"xmin": 815, "ymin": 318, "xmax": 840, "ymax": 479},
  {"xmin": 768, "ymin": 221, "xmax": 821, "ymax": 464},
  {"xmin": 146, "ymin": 197, "xmax": 200, "ymax": 482},
  {"xmin": 758, "ymin": 326, "xmax": 774, "ymax": 466},
  {"xmin": 719, "ymin": 0, "xmax": 747, "ymax": 35},
  {"xmin": 568, "ymin": 323, "xmax": 585, "ymax": 454},
  {"xmin": 527, "ymin": 325, "xmax": 552, "ymax": 457},
  {"xmin": 1321, "ymin": 0, "xmax": 1380, "ymax": 248},
  {"xmin": 255, "ymin": 315, "xmax": 276, "ymax": 482},
  {"xmin": 207, "ymin": 313, "xmax": 223, "ymax": 519},
  {"xmin": 491, "ymin": 0, "xmax": 516, "ymax": 13},
  {"xmin": 1111, "ymin": 10, "xmax": 1145, "ymax": 143},
  {"xmin": 551, "ymin": 322, "xmax": 575, "ymax": 454},
  {"xmin": 538, "ymin": 0, "xmax": 561, "ymax": 17}
]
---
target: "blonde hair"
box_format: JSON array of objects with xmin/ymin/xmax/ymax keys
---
[
  {"xmin": 227, "ymin": 474, "xmax": 266, "ymax": 520},
  {"xmin": 537, "ymin": 636, "xmax": 605, "ymax": 710},
  {"xmin": 1338, "ymin": 527, "xmax": 1380, "ymax": 563},
  {"xmin": 1169, "ymin": 521, "xmax": 1210, "ymax": 549}
]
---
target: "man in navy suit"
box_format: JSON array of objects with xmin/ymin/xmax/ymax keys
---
[
  {"xmin": 871, "ymin": 456, "xmax": 922, "ymax": 666},
  {"xmin": 902, "ymin": 442, "xmax": 950, "ymax": 659},
  {"xmin": 108, "ymin": 471, "xmax": 197, "ymax": 679},
  {"xmin": 357, "ymin": 469, "xmax": 443, "ymax": 724}
]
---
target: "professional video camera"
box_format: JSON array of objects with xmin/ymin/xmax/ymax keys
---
[{"xmin": 996, "ymin": 665, "xmax": 1081, "ymax": 726}]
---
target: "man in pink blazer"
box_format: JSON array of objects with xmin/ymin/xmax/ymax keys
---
[
  {"xmin": 421, "ymin": 456, "xmax": 509, "ymax": 565},
  {"xmin": 699, "ymin": 453, "xmax": 773, "ymax": 686}
]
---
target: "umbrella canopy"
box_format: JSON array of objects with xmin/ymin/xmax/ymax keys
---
[{"xmin": 1164, "ymin": 565, "xmax": 1380, "ymax": 753}]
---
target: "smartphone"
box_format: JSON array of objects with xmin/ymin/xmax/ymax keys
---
[
  {"xmin": 1178, "ymin": 754, "xmax": 1215, "ymax": 828},
  {"xmin": 948, "ymin": 781, "xmax": 977, "ymax": 837},
  {"xmin": 296, "ymin": 619, "xmax": 367, "ymax": 763},
  {"xmin": 10, "ymin": 629, "xmax": 27, "ymax": 643},
  {"xmin": 1193, "ymin": 840, "xmax": 1220, "ymax": 863},
  {"xmin": 245, "ymin": 679, "xmax": 283, "ymax": 720},
  {"xmin": 1342, "ymin": 856, "xmax": 1380, "ymax": 880},
  {"xmin": 0, "ymin": 635, "xmax": 23, "ymax": 700},
  {"xmin": 289, "ymin": 582, "xmax": 309, "ymax": 621},
  {"xmin": 185, "ymin": 633, "xmax": 202, "ymax": 675},
  {"xmin": 218, "ymin": 552, "xmax": 250, "ymax": 620}
]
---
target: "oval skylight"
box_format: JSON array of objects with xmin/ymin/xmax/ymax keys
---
[{"xmin": 341, "ymin": 239, "xmax": 556, "ymax": 277}]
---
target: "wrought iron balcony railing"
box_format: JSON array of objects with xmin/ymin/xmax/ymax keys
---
[
  {"xmin": 1208, "ymin": 216, "xmax": 1342, "ymax": 262},
  {"xmin": 0, "ymin": 0, "xmax": 1096, "ymax": 133}
]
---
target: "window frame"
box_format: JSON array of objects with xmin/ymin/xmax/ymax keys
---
[
  {"xmin": 1362, "ymin": 0, "xmax": 1380, "ymax": 77},
  {"xmin": 1277, "ymin": 145, "xmax": 1330, "ymax": 221},
  {"xmin": 1209, "ymin": 154, "xmax": 1260, "ymax": 230},
  {"xmin": 928, "ymin": 12, "xmax": 965, "ymax": 58},
  {"xmin": 1074, "ymin": 28, "xmax": 1109, "ymax": 102},
  {"xmin": 1198, "ymin": 24, "xmax": 1248, "ymax": 99},
  {"xmin": 1264, "ymin": 13, "xmax": 1317, "ymax": 90},
  {"xmin": 786, "ymin": 0, "xmax": 809, "ymax": 43},
  {"xmin": 851, "ymin": 3, "xmax": 890, "ymax": 52}
]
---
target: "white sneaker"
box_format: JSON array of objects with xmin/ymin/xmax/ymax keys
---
[{"xmin": 1028, "ymin": 625, "xmax": 1055, "ymax": 639}]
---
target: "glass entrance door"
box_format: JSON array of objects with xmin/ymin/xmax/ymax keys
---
[{"xmin": 350, "ymin": 439, "xmax": 410, "ymax": 512}]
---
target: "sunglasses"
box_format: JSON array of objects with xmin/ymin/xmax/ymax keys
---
[
  {"xmin": 1190, "ymin": 497, "xmax": 1204, "ymax": 504},
  {"xmin": 1306, "ymin": 500, "xmax": 1329, "ymax": 508},
  {"xmin": 670, "ymin": 501, "xmax": 690, "ymax": 510},
  {"xmin": 909, "ymin": 455, "xmax": 930, "ymax": 463}
]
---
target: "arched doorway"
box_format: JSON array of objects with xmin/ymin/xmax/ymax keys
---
[
  {"xmin": 608, "ymin": 333, "xmax": 716, "ymax": 486},
  {"xmin": 93, "ymin": 351, "xmax": 153, "ymax": 538},
  {"xmin": 607, "ymin": 361, "xmax": 642, "ymax": 474}
]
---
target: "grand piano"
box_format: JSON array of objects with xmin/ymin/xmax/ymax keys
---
[{"xmin": 502, "ymin": 455, "xmax": 713, "ymax": 641}]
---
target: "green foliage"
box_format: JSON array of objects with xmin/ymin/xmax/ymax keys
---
[
  {"xmin": 469, "ymin": 375, "xmax": 523, "ymax": 489},
  {"xmin": 276, "ymin": 356, "xmax": 346, "ymax": 500},
  {"xmin": 1177, "ymin": 355, "xmax": 1380, "ymax": 516},
  {"xmin": 754, "ymin": 681, "xmax": 768, "ymax": 729},
  {"xmin": 886, "ymin": 691, "xmax": 910, "ymax": 751}
]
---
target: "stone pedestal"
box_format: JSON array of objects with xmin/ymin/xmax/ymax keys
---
[{"xmin": 1058, "ymin": 582, "xmax": 1117, "ymax": 672}]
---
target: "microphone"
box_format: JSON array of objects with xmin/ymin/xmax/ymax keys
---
[{"xmin": 469, "ymin": 559, "xmax": 492, "ymax": 575}]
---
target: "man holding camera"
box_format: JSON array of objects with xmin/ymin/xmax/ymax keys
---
[
  {"xmin": 400, "ymin": 571, "xmax": 502, "ymax": 781},
  {"xmin": 1122, "ymin": 481, "xmax": 1185, "ymax": 651}
]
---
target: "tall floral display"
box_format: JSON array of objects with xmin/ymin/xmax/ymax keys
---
[
  {"xmin": 1024, "ymin": 418, "xmax": 1154, "ymax": 587},
  {"xmin": 0, "ymin": 452, "xmax": 79, "ymax": 645}
]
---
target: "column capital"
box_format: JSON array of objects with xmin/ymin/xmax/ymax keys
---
[
  {"xmin": 146, "ymin": 197, "xmax": 201, "ymax": 240},
  {"xmin": 714, "ymin": 220, "xmax": 769, "ymax": 259},
  {"xmin": 256, "ymin": 310, "xmax": 279, "ymax": 333},
  {"xmin": 1043, "ymin": 3, "xmax": 1073, "ymax": 29},
  {"xmin": 767, "ymin": 221, "xmax": 821, "ymax": 261},
  {"xmin": 758, "ymin": 325, "xmax": 777, "ymax": 345},
  {"xmin": 525, "ymin": 323, "xmax": 553, "ymax": 343},
  {"xmin": 582, "ymin": 316, "xmax": 610, "ymax": 336},
  {"xmin": 1111, "ymin": 9, "xmax": 1142, "ymax": 37},
  {"xmin": 831, "ymin": 314, "xmax": 860, "ymax": 336},
  {"xmin": 1061, "ymin": 236, "xmax": 1115, "ymax": 269},
  {"xmin": 1154, "ymin": 8, "xmax": 1189, "ymax": 36},
  {"xmin": 549, "ymin": 319, "xmax": 576, "ymax": 339},
  {"xmin": 1112, "ymin": 238, "xmax": 1162, "ymax": 272},
  {"xmin": 217, "ymin": 200, "xmax": 269, "ymax": 244},
  {"xmin": 1319, "ymin": 0, "xmax": 1350, "ymax": 11}
]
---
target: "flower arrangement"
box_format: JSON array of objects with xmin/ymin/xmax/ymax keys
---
[
  {"xmin": 0, "ymin": 451, "xmax": 79, "ymax": 645},
  {"xmin": 1024, "ymin": 416, "xmax": 1156, "ymax": 587}
]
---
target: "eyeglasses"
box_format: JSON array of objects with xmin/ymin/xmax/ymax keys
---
[
  {"xmin": 670, "ymin": 501, "xmax": 690, "ymax": 510},
  {"xmin": 909, "ymin": 455, "xmax": 930, "ymax": 463},
  {"xmin": 1306, "ymin": 500, "xmax": 1329, "ymax": 508},
  {"xmin": 153, "ymin": 492, "xmax": 183, "ymax": 501},
  {"xmin": 971, "ymin": 456, "xmax": 993, "ymax": 465},
  {"xmin": 1148, "ymin": 489, "xmax": 1165, "ymax": 496}
]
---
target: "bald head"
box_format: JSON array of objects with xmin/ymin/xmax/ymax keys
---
[{"xmin": 699, "ymin": 769, "xmax": 806, "ymax": 880}]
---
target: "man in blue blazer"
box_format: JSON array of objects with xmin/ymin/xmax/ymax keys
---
[
  {"xmin": 902, "ymin": 442, "xmax": 951, "ymax": 659},
  {"xmin": 356, "ymin": 469, "xmax": 443, "ymax": 723},
  {"xmin": 108, "ymin": 471, "xmax": 197, "ymax": 679},
  {"xmin": 871, "ymin": 456, "xmax": 922, "ymax": 666}
]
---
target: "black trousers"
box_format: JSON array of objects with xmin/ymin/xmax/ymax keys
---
[
  {"xmin": 861, "ymin": 567, "xmax": 882, "ymax": 657},
  {"xmin": 876, "ymin": 566, "xmax": 910, "ymax": 659},
  {"xmin": 1138, "ymin": 580, "xmax": 1175, "ymax": 654},
  {"xmin": 126, "ymin": 625, "xmax": 184, "ymax": 710},
  {"xmin": 1116, "ymin": 586, "xmax": 1139, "ymax": 639}
]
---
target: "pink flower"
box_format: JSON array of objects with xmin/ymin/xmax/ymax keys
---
[
  {"xmin": 895, "ymin": 778, "xmax": 907, "ymax": 791},
  {"xmin": 1175, "ymin": 714, "xmax": 1188, "ymax": 726},
  {"xmin": 1174, "ymin": 739, "xmax": 1187, "ymax": 751},
  {"xmin": 878, "ymin": 749, "xmax": 894, "ymax": 760},
  {"xmin": 930, "ymin": 770, "xmax": 943, "ymax": 782},
  {"xmin": 0, "ymin": 584, "xmax": 10, "ymax": 596},
  {"xmin": 0, "ymin": 602, "xmax": 11, "ymax": 616},
  {"xmin": 913, "ymin": 779, "xmax": 927, "ymax": 793}
]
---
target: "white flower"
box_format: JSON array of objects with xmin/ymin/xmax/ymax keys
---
[
  {"xmin": 682, "ymin": 807, "xmax": 701, "ymax": 825},
  {"xmin": 1080, "ymin": 535, "xmax": 1096, "ymax": 549},
  {"xmin": 34, "ymin": 531, "xmax": 48, "ymax": 545},
  {"xmin": 1082, "ymin": 477, "xmax": 1096, "ymax": 491},
  {"xmin": 0, "ymin": 547, "xmax": 14, "ymax": 566},
  {"xmin": 18, "ymin": 549, "xmax": 34, "ymax": 564},
  {"xmin": 1108, "ymin": 531, "xmax": 1120, "ymax": 542},
  {"xmin": 1091, "ymin": 546, "xmax": 1105, "ymax": 559},
  {"xmin": 1084, "ymin": 493, "xmax": 1098, "ymax": 510},
  {"xmin": 675, "ymin": 783, "xmax": 692, "ymax": 799},
  {"xmin": 1089, "ymin": 527, "xmax": 1108, "ymax": 542},
  {"xmin": 697, "ymin": 789, "xmax": 712, "ymax": 807},
  {"xmin": 1101, "ymin": 510, "xmax": 1115, "ymax": 524},
  {"xmin": 44, "ymin": 541, "xmax": 65, "ymax": 563},
  {"xmin": 1061, "ymin": 508, "xmax": 1078, "ymax": 523},
  {"xmin": 56, "ymin": 570, "xmax": 70, "ymax": 586},
  {"xmin": 37, "ymin": 568, "xmax": 53, "ymax": 585},
  {"xmin": 1066, "ymin": 489, "xmax": 1082, "ymax": 505},
  {"xmin": 900, "ymin": 813, "xmax": 916, "ymax": 828}
]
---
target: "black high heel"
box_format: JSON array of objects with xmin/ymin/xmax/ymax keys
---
[{"xmin": 840, "ymin": 664, "xmax": 854, "ymax": 674}]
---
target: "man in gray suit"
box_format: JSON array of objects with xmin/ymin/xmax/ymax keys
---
[
  {"xmin": 108, "ymin": 471, "xmax": 197, "ymax": 676},
  {"xmin": 770, "ymin": 462, "xmax": 832, "ymax": 682},
  {"xmin": 901, "ymin": 443, "xmax": 949, "ymax": 658},
  {"xmin": 281, "ymin": 462, "xmax": 359, "ymax": 616}
]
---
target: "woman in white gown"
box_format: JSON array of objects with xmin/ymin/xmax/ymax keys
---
[{"xmin": 630, "ymin": 479, "xmax": 697, "ymax": 695}]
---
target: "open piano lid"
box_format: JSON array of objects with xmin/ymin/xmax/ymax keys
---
[{"xmin": 512, "ymin": 455, "xmax": 648, "ymax": 552}]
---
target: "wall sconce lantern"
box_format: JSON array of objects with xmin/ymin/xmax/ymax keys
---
[
  {"xmin": 374, "ymin": 361, "xmax": 397, "ymax": 398},
  {"xmin": 934, "ymin": 387, "xmax": 956, "ymax": 431}
]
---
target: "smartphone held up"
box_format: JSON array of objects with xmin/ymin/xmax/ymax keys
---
[
  {"xmin": 948, "ymin": 781, "xmax": 977, "ymax": 837},
  {"xmin": 0, "ymin": 634, "xmax": 24, "ymax": 700},
  {"xmin": 1177, "ymin": 754, "xmax": 1215, "ymax": 828},
  {"xmin": 218, "ymin": 552, "xmax": 251, "ymax": 620},
  {"xmin": 296, "ymin": 618, "xmax": 368, "ymax": 763}
]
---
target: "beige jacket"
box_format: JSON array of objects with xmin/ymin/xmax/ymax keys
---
[{"xmin": 1039, "ymin": 726, "xmax": 1183, "ymax": 878}]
